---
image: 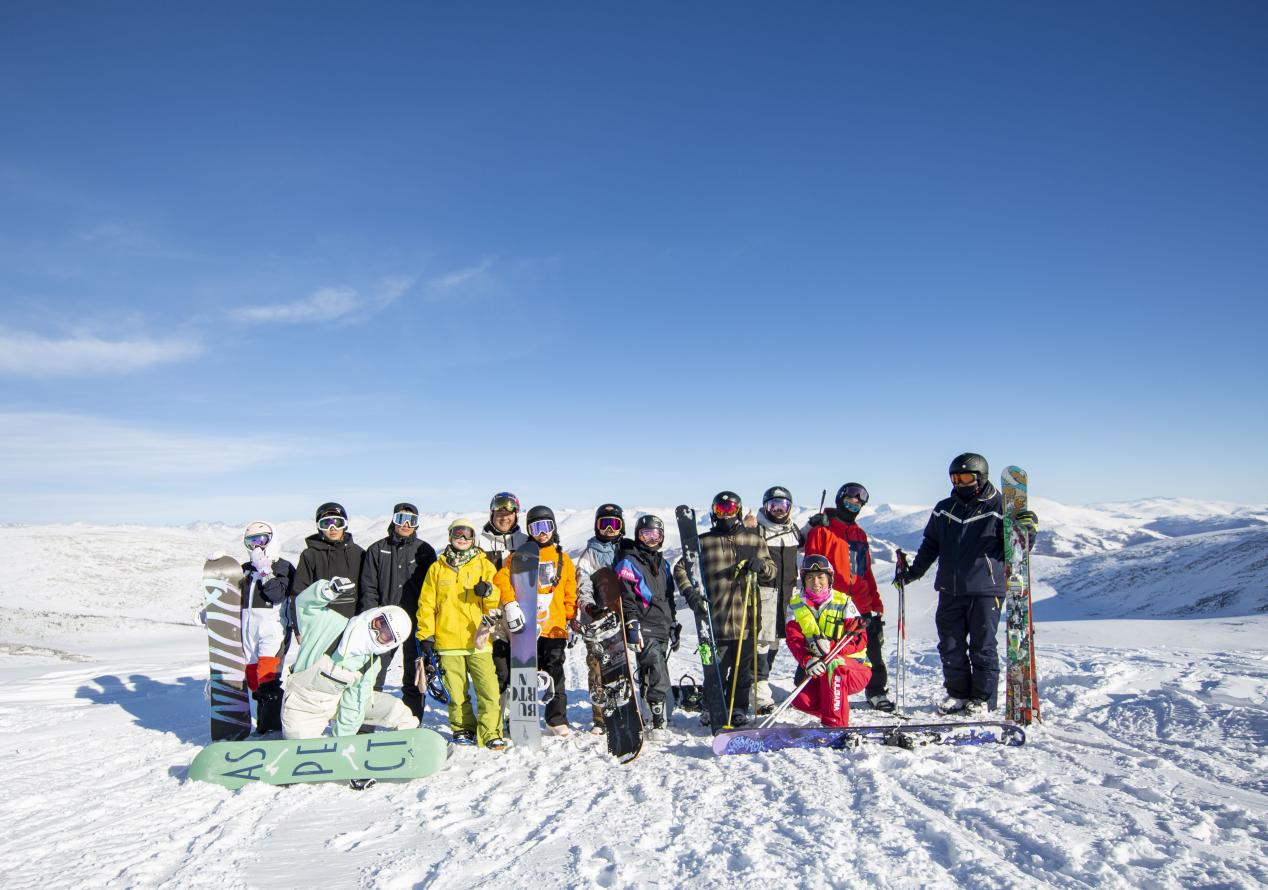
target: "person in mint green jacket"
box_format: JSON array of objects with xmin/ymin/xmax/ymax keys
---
[{"xmin": 281, "ymin": 576, "xmax": 419, "ymax": 739}]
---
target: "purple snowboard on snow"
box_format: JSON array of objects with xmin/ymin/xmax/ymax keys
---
[{"xmin": 713, "ymin": 720, "xmax": 1026, "ymax": 756}]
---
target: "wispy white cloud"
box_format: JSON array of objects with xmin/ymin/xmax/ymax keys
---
[
  {"xmin": 0, "ymin": 328, "xmax": 202, "ymax": 377},
  {"xmin": 230, "ymin": 276, "xmax": 420, "ymax": 324},
  {"xmin": 426, "ymin": 259, "xmax": 494, "ymax": 292},
  {"xmin": 0, "ymin": 412, "xmax": 290, "ymax": 479}
]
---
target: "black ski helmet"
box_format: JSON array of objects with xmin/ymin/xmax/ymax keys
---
[
  {"xmin": 762, "ymin": 486, "xmax": 793, "ymax": 519},
  {"xmin": 835, "ymin": 482, "xmax": 870, "ymax": 514},
  {"xmin": 526, "ymin": 504, "xmax": 556, "ymax": 526},
  {"xmin": 710, "ymin": 491, "xmax": 743, "ymax": 529},
  {"xmin": 800, "ymin": 554, "xmax": 835, "ymax": 587},
  {"xmin": 949, "ymin": 453, "xmax": 989, "ymax": 493},
  {"xmin": 315, "ymin": 502, "xmax": 347, "ymax": 522},
  {"xmin": 594, "ymin": 503, "xmax": 624, "ymax": 537},
  {"xmin": 634, "ymin": 514, "xmax": 665, "ymax": 549}
]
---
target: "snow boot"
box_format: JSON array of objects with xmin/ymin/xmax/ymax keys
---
[
  {"xmin": 868, "ymin": 694, "xmax": 896, "ymax": 713},
  {"xmin": 964, "ymin": 699, "xmax": 990, "ymax": 717},
  {"xmin": 253, "ymin": 681, "xmax": 283, "ymax": 735},
  {"xmin": 754, "ymin": 680, "xmax": 774, "ymax": 714},
  {"xmin": 486, "ymin": 737, "xmax": 512, "ymax": 751},
  {"xmin": 938, "ymin": 695, "xmax": 968, "ymax": 715},
  {"xmin": 452, "ymin": 730, "xmax": 476, "ymax": 745}
]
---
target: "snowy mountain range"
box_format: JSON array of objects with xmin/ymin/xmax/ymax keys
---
[{"xmin": 0, "ymin": 496, "xmax": 1264, "ymax": 888}]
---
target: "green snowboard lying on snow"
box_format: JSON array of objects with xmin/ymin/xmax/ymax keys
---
[{"xmin": 189, "ymin": 727, "xmax": 450, "ymax": 790}]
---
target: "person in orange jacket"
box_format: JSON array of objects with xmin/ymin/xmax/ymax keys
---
[
  {"xmin": 493, "ymin": 505, "xmax": 578, "ymax": 736},
  {"xmin": 784, "ymin": 555, "xmax": 871, "ymax": 727}
]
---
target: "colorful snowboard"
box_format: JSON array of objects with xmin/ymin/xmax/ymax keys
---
[
  {"xmin": 507, "ymin": 539, "xmax": 542, "ymax": 750},
  {"xmin": 189, "ymin": 727, "xmax": 450, "ymax": 789},
  {"xmin": 675, "ymin": 505, "xmax": 729, "ymax": 732},
  {"xmin": 586, "ymin": 567, "xmax": 643, "ymax": 764},
  {"xmin": 1002, "ymin": 466, "xmax": 1041, "ymax": 725},
  {"xmin": 713, "ymin": 720, "xmax": 1026, "ymax": 756},
  {"xmin": 202, "ymin": 554, "xmax": 250, "ymax": 741}
]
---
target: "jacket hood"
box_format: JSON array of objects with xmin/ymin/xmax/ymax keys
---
[
  {"xmin": 305, "ymin": 531, "xmax": 356, "ymax": 550},
  {"xmin": 338, "ymin": 605, "xmax": 410, "ymax": 658}
]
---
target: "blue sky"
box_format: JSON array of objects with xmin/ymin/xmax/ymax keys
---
[{"xmin": 2, "ymin": 2, "xmax": 1266, "ymax": 523}]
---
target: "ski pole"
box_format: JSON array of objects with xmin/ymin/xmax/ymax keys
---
[
  {"xmin": 894, "ymin": 549, "xmax": 909, "ymax": 713},
  {"xmin": 751, "ymin": 571, "xmax": 759, "ymax": 720},
  {"xmin": 759, "ymin": 630, "xmax": 861, "ymax": 729},
  {"xmin": 725, "ymin": 570, "xmax": 755, "ymax": 728}
]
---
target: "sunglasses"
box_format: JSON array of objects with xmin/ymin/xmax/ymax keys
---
[
  {"xmin": 392, "ymin": 511, "xmax": 419, "ymax": 528},
  {"xmin": 712, "ymin": 501, "xmax": 740, "ymax": 518},
  {"xmin": 528, "ymin": 519, "xmax": 555, "ymax": 537},
  {"xmin": 764, "ymin": 497, "xmax": 792, "ymax": 514},
  {"xmin": 449, "ymin": 527, "xmax": 475, "ymax": 541},
  {"xmin": 950, "ymin": 473, "xmax": 977, "ymax": 485},
  {"xmin": 243, "ymin": 533, "xmax": 272, "ymax": 549},
  {"xmin": 637, "ymin": 527, "xmax": 664, "ymax": 546},
  {"xmin": 370, "ymin": 613, "xmax": 397, "ymax": 646},
  {"xmin": 317, "ymin": 516, "xmax": 348, "ymax": 531},
  {"xmin": 597, "ymin": 516, "xmax": 623, "ymax": 534}
]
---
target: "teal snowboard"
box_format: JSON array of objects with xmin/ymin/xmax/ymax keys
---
[{"xmin": 189, "ymin": 727, "xmax": 450, "ymax": 790}]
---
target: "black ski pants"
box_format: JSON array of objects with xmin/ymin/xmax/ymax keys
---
[
  {"xmin": 863, "ymin": 614, "xmax": 888, "ymax": 700},
  {"xmin": 716, "ymin": 637, "xmax": 755, "ymax": 717},
  {"xmin": 373, "ymin": 637, "xmax": 424, "ymax": 720},
  {"xmin": 935, "ymin": 594, "xmax": 1003, "ymax": 705},
  {"xmin": 538, "ymin": 637, "xmax": 568, "ymax": 728},
  {"xmin": 636, "ymin": 638, "xmax": 673, "ymax": 718},
  {"xmin": 493, "ymin": 639, "xmax": 511, "ymax": 694}
]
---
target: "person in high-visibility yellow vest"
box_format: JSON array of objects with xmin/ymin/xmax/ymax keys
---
[{"xmin": 784, "ymin": 555, "xmax": 872, "ymax": 727}]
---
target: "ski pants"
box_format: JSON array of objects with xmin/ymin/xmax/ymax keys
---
[
  {"xmin": 440, "ymin": 651, "xmax": 502, "ymax": 747},
  {"xmin": 716, "ymin": 637, "xmax": 755, "ymax": 717},
  {"xmin": 636, "ymin": 638, "xmax": 673, "ymax": 718},
  {"xmin": 791, "ymin": 658, "xmax": 872, "ymax": 727},
  {"xmin": 935, "ymin": 594, "xmax": 1003, "ymax": 704},
  {"xmin": 863, "ymin": 613, "xmax": 889, "ymax": 700},
  {"xmin": 493, "ymin": 639, "xmax": 511, "ymax": 694},
  {"xmin": 373, "ymin": 637, "xmax": 424, "ymax": 720},
  {"xmin": 282, "ymin": 656, "xmax": 417, "ymax": 740},
  {"xmin": 243, "ymin": 605, "xmax": 287, "ymax": 690},
  {"xmin": 539, "ymin": 637, "xmax": 569, "ymax": 728}
]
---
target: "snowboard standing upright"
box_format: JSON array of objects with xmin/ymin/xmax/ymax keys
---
[
  {"xmin": 1002, "ymin": 466, "xmax": 1041, "ymax": 725},
  {"xmin": 584, "ymin": 566, "xmax": 643, "ymax": 763},
  {"xmin": 202, "ymin": 554, "xmax": 250, "ymax": 740},
  {"xmin": 507, "ymin": 540, "xmax": 542, "ymax": 750},
  {"xmin": 674, "ymin": 506, "xmax": 728, "ymax": 731},
  {"xmin": 189, "ymin": 727, "xmax": 450, "ymax": 790}
]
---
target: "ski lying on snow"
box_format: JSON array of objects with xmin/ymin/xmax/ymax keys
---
[{"xmin": 712, "ymin": 719, "xmax": 1026, "ymax": 755}]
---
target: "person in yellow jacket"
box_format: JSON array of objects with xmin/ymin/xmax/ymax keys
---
[
  {"xmin": 416, "ymin": 518, "xmax": 508, "ymax": 750},
  {"xmin": 493, "ymin": 505, "xmax": 578, "ymax": 736}
]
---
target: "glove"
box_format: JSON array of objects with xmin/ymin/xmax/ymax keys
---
[
  {"xmin": 585, "ymin": 603, "xmax": 609, "ymax": 621},
  {"xmin": 419, "ymin": 637, "xmax": 435, "ymax": 659},
  {"xmin": 892, "ymin": 568, "xmax": 912, "ymax": 588},
  {"xmin": 250, "ymin": 547, "xmax": 272, "ymax": 576},
  {"xmin": 736, "ymin": 558, "xmax": 762, "ymax": 577},
  {"xmin": 810, "ymin": 636, "xmax": 834, "ymax": 658},
  {"xmin": 670, "ymin": 622, "xmax": 683, "ymax": 652},
  {"xmin": 474, "ymin": 609, "xmax": 502, "ymax": 649},
  {"xmin": 1014, "ymin": 510, "xmax": 1039, "ymax": 536},
  {"xmin": 504, "ymin": 601, "xmax": 526, "ymax": 634},
  {"xmin": 479, "ymin": 609, "xmax": 503, "ymax": 630},
  {"xmin": 807, "ymin": 513, "xmax": 831, "ymax": 529},
  {"xmin": 326, "ymin": 576, "xmax": 356, "ymax": 607},
  {"xmin": 625, "ymin": 619, "xmax": 643, "ymax": 651},
  {"xmin": 805, "ymin": 656, "xmax": 828, "ymax": 677}
]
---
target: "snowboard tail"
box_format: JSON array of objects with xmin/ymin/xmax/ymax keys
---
[
  {"xmin": 588, "ymin": 567, "xmax": 643, "ymax": 763},
  {"xmin": 189, "ymin": 727, "xmax": 450, "ymax": 789},
  {"xmin": 202, "ymin": 554, "xmax": 250, "ymax": 741},
  {"xmin": 1002, "ymin": 466, "xmax": 1041, "ymax": 725},
  {"xmin": 713, "ymin": 720, "xmax": 1026, "ymax": 756}
]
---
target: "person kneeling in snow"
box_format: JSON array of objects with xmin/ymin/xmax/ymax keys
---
[
  {"xmin": 784, "ymin": 556, "xmax": 871, "ymax": 727},
  {"xmin": 281, "ymin": 576, "xmax": 418, "ymax": 739}
]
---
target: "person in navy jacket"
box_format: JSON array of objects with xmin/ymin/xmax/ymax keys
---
[{"xmin": 899, "ymin": 453, "xmax": 1038, "ymax": 715}]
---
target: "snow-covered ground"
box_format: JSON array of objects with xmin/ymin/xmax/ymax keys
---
[{"xmin": 0, "ymin": 499, "xmax": 1265, "ymax": 889}]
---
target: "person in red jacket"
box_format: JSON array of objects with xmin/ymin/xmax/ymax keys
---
[
  {"xmin": 804, "ymin": 482, "xmax": 894, "ymax": 712},
  {"xmin": 784, "ymin": 556, "xmax": 871, "ymax": 727}
]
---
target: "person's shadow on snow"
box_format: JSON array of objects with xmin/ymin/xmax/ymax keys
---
[{"xmin": 76, "ymin": 674, "xmax": 212, "ymax": 744}]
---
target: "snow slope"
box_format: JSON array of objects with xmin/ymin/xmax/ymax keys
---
[{"xmin": 0, "ymin": 499, "xmax": 1265, "ymax": 889}]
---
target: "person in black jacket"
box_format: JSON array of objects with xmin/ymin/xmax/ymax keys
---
[
  {"xmin": 358, "ymin": 502, "xmax": 438, "ymax": 720},
  {"xmin": 290, "ymin": 502, "xmax": 365, "ymax": 621},
  {"xmin": 898, "ymin": 454, "xmax": 1038, "ymax": 715},
  {"xmin": 614, "ymin": 514, "xmax": 681, "ymax": 741}
]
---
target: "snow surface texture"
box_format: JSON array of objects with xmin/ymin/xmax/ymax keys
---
[{"xmin": 0, "ymin": 500, "xmax": 1265, "ymax": 889}]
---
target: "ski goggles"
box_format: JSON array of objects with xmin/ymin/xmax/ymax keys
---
[
  {"xmin": 317, "ymin": 516, "xmax": 347, "ymax": 531},
  {"xmin": 370, "ymin": 613, "xmax": 397, "ymax": 646},
  {"xmin": 950, "ymin": 472, "xmax": 977, "ymax": 485},
  {"xmin": 528, "ymin": 518, "xmax": 555, "ymax": 537},
  {"xmin": 711, "ymin": 500, "xmax": 741, "ymax": 518},
  {"xmin": 243, "ymin": 533, "xmax": 272, "ymax": 549},
  {"xmin": 490, "ymin": 492, "xmax": 520, "ymax": 513},
  {"xmin": 637, "ymin": 527, "xmax": 664, "ymax": 546},
  {"xmin": 597, "ymin": 516, "xmax": 623, "ymax": 534},
  {"xmin": 392, "ymin": 511, "xmax": 419, "ymax": 528},
  {"xmin": 763, "ymin": 497, "xmax": 792, "ymax": 514},
  {"xmin": 449, "ymin": 527, "xmax": 475, "ymax": 541},
  {"xmin": 839, "ymin": 483, "xmax": 869, "ymax": 503}
]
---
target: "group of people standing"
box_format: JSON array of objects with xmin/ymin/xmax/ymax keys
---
[{"xmin": 225, "ymin": 452, "xmax": 1039, "ymax": 751}]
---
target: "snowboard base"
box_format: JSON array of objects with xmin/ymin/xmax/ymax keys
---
[
  {"xmin": 188, "ymin": 727, "xmax": 450, "ymax": 790},
  {"xmin": 713, "ymin": 719, "xmax": 1026, "ymax": 756}
]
